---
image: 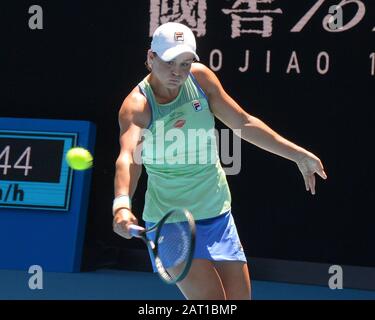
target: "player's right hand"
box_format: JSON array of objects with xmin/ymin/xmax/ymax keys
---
[{"xmin": 113, "ymin": 208, "xmax": 138, "ymax": 239}]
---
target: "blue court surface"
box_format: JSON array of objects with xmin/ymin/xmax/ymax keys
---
[{"xmin": 0, "ymin": 269, "xmax": 374, "ymax": 300}]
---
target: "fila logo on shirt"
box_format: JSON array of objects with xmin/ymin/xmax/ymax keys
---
[
  {"xmin": 192, "ymin": 100, "xmax": 202, "ymax": 112},
  {"xmin": 174, "ymin": 32, "xmax": 184, "ymax": 42}
]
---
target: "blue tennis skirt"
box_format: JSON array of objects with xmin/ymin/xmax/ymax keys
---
[{"xmin": 145, "ymin": 210, "xmax": 247, "ymax": 273}]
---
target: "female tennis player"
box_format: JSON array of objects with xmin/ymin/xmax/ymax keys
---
[{"xmin": 112, "ymin": 22, "xmax": 327, "ymax": 300}]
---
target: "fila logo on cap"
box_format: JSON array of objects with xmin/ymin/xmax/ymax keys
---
[
  {"xmin": 192, "ymin": 100, "xmax": 202, "ymax": 111},
  {"xmin": 174, "ymin": 32, "xmax": 184, "ymax": 42}
]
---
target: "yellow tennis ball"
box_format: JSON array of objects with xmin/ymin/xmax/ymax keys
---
[{"xmin": 65, "ymin": 147, "xmax": 93, "ymax": 170}]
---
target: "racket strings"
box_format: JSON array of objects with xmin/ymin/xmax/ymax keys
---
[{"xmin": 157, "ymin": 220, "xmax": 192, "ymax": 277}]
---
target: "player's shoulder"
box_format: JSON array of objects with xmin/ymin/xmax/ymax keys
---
[
  {"xmin": 191, "ymin": 62, "xmax": 212, "ymax": 78},
  {"xmin": 120, "ymin": 86, "xmax": 148, "ymax": 114},
  {"xmin": 191, "ymin": 62, "xmax": 221, "ymax": 95},
  {"xmin": 119, "ymin": 85, "xmax": 150, "ymax": 128}
]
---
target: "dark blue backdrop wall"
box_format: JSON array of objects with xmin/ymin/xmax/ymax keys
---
[{"xmin": 2, "ymin": 1, "xmax": 374, "ymax": 269}]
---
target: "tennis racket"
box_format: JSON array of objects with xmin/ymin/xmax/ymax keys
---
[{"xmin": 129, "ymin": 208, "xmax": 196, "ymax": 285}]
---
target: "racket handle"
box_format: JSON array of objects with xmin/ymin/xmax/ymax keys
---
[{"xmin": 129, "ymin": 224, "xmax": 145, "ymax": 238}]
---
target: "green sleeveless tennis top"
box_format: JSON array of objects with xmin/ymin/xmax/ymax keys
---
[{"xmin": 138, "ymin": 73, "xmax": 231, "ymax": 223}]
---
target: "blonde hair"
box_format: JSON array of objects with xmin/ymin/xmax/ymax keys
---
[
  {"xmin": 145, "ymin": 51, "xmax": 156, "ymax": 72},
  {"xmin": 144, "ymin": 60, "xmax": 151, "ymax": 72}
]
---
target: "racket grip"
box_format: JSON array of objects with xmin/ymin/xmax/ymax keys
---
[{"xmin": 129, "ymin": 224, "xmax": 145, "ymax": 238}]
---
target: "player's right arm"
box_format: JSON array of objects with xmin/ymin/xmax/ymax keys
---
[{"xmin": 113, "ymin": 87, "xmax": 151, "ymax": 239}]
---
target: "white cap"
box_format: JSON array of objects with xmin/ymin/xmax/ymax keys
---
[{"xmin": 151, "ymin": 22, "xmax": 200, "ymax": 62}]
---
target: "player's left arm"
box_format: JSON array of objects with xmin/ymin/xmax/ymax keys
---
[{"xmin": 191, "ymin": 63, "xmax": 327, "ymax": 195}]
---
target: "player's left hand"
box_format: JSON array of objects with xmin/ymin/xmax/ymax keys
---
[{"xmin": 296, "ymin": 151, "xmax": 327, "ymax": 195}]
